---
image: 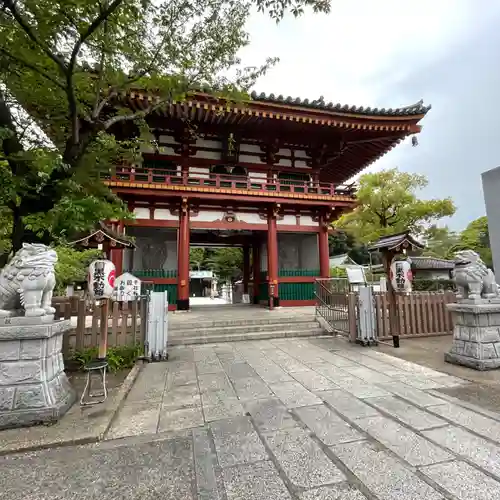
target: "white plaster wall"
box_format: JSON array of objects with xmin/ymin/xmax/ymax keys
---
[
  {"xmin": 239, "ymin": 154, "xmax": 264, "ymax": 164},
  {"xmin": 134, "ymin": 207, "xmax": 150, "ymax": 219},
  {"xmin": 189, "ymin": 166, "xmax": 210, "ymax": 179},
  {"xmin": 196, "ymin": 138, "xmax": 222, "ymax": 149},
  {"xmin": 234, "ymin": 212, "xmax": 262, "ymax": 224},
  {"xmin": 240, "ymin": 144, "xmax": 261, "ymax": 153},
  {"xmin": 277, "ymin": 215, "xmax": 297, "ymax": 226},
  {"xmin": 195, "ymin": 150, "xmax": 222, "ymax": 160},
  {"xmin": 154, "ymin": 209, "xmax": 177, "ymax": 221},
  {"xmin": 195, "ymin": 210, "xmax": 225, "ymax": 222},
  {"xmin": 300, "ymin": 215, "xmax": 316, "ymax": 227}
]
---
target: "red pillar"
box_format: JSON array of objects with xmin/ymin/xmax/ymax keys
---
[
  {"xmin": 109, "ymin": 221, "xmax": 124, "ymax": 275},
  {"xmin": 243, "ymin": 246, "xmax": 250, "ymax": 295},
  {"xmin": 267, "ymin": 208, "xmax": 279, "ymax": 308},
  {"xmin": 177, "ymin": 198, "xmax": 190, "ymax": 310},
  {"xmin": 319, "ymin": 216, "xmax": 330, "ymax": 278},
  {"xmin": 252, "ymin": 241, "xmax": 260, "ymax": 305}
]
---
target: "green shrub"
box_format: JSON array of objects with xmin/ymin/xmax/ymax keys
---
[
  {"xmin": 69, "ymin": 344, "xmax": 143, "ymax": 372},
  {"xmin": 412, "ymin": 279, "xmax": 456, "ymax": 292}
]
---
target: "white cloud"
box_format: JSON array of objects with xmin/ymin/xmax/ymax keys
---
[{"xmin": 241, "ymin": 0, "xmax": 484, "ymax": 106}]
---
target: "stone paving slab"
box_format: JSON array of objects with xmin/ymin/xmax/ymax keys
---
[
  {"xmin": 294, "ymin": 404, "xmax": 364, "ymax": 445},
  {"xmin": 317, "ymin": 389, "xmax": 381, "ymax": 420},
  {"xmin": 329, "ymin": 376, "xmax": 391, "ymax": 399},
  {"xmin": 421, "ymin": 460, "xmax": 500, "ymax": 500},
  {"xmin": 299, "ymin": 485, "xmax": 368, "ymax": 500},
  {"xmin": 270, "ymin": 381, "xmax": 323, "ymax": 408},
  {"xmin": 158, "ymin": 406, "xmax": 204, "ymax": 432},
  {"xmin": 378, "ymin": 381, "xmax": 448, "ymax": 407},
  {"xmin": 222, "ymin": 460, "xmax": 292, "ymax": 500},
  {"xmin": 193, "ymin": 428, "xmax": 223, "ymax": 500},
  {"xmin": 367, "ymin": 396, "xmax": 448, "ymax": 430},
  {"xmin": 232, "ymin": 376, "xmax": 275, "ymax": 401},
  {"xmin": 263, "ymin": 426, "xmax": 346, "ymax": 488},
  {"xmin": 423, "ymin": 425, "xmax": 500, "ymax": 478},
  {"xmin": 428, "ymin": 402, "xmax": 500, "ymax": 442},
  {"xmin": 244, "ymin": 398, "xmax": 298, "ymax": 432},
  {"xmin": 332, "ymin": 440, "xmax": 445, "ymax": 500},
  {"xmin": 290, "ymin": 369, "xmax": 339, "ymax": 391},
  {"xmin": 210, "ymin": 416, "xmax": 268, "ymax": 467},
  {"xmin": 355, "ymin": 415, "xmax": 452, "ymax": 466}
]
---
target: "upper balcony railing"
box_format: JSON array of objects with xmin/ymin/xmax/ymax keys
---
[{"xmin": 105, "ymin": 166, "xmax": 356, "ymax": 198}]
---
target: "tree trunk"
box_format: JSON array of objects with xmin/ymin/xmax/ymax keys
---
[{"xmin": 11, "ymin": 208, "xmax": 25, "ymax": 254}]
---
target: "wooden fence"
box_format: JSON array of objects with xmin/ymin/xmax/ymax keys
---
[
  {"xmin": 53, "ymin": 297, "xmax": 148, "ymax": 357},
  {"xmin": 374, "ymin": 291, "xmax": 456, "ymax": 340}
]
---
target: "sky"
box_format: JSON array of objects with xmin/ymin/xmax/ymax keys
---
[{"xmin": 239, "ymin": 0, "xmax": 500, "ymax": 230}]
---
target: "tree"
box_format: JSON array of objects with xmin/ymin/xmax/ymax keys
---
[
  {"xmin": 424, "ymin": 225, "xmax": 461, "ymax": 259},
  {"xmin": 460, "ymin": 216, "xmax": 492, "ymax": 268},
  {"xmin": 335, "ymin": 168, "xmax": 456, "ymax": 244},
  {"xmin": 54, "ymin": 246, "xmax": 102, "ymax": 294},
  {"xmin": 0, "ymin": 0, "xmax": 330, "ymax": 257}
]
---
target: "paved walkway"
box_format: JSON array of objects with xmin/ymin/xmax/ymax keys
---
[{"xmin": 96, "ymin": 337, "xmax": 500, "ymax": 499}]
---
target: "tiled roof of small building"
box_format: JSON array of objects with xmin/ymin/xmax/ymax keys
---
[
  {"xmin": 368, "ymin": 232, "xmax": 425, "ymax": 252},
  {"xmin": 249, "ymin": 91, "xmax": 431, "ymax": 117},
  {"xmin": 410, "ymin": 256, "xmax": 455, "ymax": 270}
]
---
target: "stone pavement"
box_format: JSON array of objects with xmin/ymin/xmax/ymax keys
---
[{"xmin": 4, "ymin": 337, "xmax": 500, "ymax": 499}]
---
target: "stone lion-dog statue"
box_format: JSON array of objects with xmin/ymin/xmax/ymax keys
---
[
  {"xmin": 0, "ymin": 243, "xmax": 57, "ymax": 317},
  {"xmin": 453, "ymin": 249, "xmax": 498, "ymax": 300}
]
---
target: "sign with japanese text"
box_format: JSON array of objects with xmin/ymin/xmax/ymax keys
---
[
  {"xmin": 88, "ymin": 260, "xmax": 116, "ymax": 300},
  {"xmin": 113, "ymin": 272, "xmax": 141, "ymax": 302}
]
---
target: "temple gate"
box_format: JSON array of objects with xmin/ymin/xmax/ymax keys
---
[{"xmin": 104, "ymin": 91, "xmax": 429, "ymax": 310}]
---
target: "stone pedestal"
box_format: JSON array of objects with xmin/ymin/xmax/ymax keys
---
[
  {"xmin": 445, "ymin": 301, "xmax": 500, "ymax": 370},
  {"xmin": 0, "ymin": 316, "xmax": 75, "ymax": 429}
]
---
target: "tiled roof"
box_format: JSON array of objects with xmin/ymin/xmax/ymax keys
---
[
  {"xmin": 410, "ymin": 256, "xmax": 455, "ymax": 270},
  {"xmin": 368, "ymin": 232, "xmax": 425, "ymax": 252},
  {"xmin": 250, "ymin": 91, "xmax": 431, "ymax": 117}
]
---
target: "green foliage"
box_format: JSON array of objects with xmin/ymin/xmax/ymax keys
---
[
  {"xmin": 335, "ymin": 169, "xmax": 456, "ymax": 244},
  {"xmin": 424, "ymin": 217, "xmax": 492, "ymax": 268},
  {"xmin": 190, "ymin": 247, "xmax": 243, "ymax": 281},
  {"xmin": 69, "ymin": 344, "xmax": 143, "ymax": 373},
  {"xmin": 54, "ymin": 246, "xmax": 102, "ymax": 294},
  {"xmin": 330, "ymin": 266, "xmax": 347, "ymax": 278},
  {"xmin": 412, "ymin": 279, "xmax": 456, "ymax": 292},
  {"xmin": 329, "ymin": 231, "xmax": 380, "ymax": 266},
  {"xmin": 460, "ymin": 216, "xmax": 492, "ymax": 268}
]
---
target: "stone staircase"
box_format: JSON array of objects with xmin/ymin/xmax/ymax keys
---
[{"xmin": 168, "ymin": 306, "xmax": 325, "ymax": 345}]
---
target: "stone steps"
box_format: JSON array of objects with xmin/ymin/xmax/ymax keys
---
[
  {"xmin": 168, "ymin": 315, "xmax": 316, "ymax": 331},
  {"xmin": 168, "ymin": 327, "xmax": 326, "ymax": 346},
  {"xmin": 170, "ymin": 321, "xmax": 321, "ymax": 338}
]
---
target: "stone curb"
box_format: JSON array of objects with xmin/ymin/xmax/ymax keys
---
[
  {"xmin": 0, "ymin": 361, "xmax": 144, "ymax": 456},
  {"xmin": 99, "ymin": 361, "xmax": 145, "ymax": 440}
]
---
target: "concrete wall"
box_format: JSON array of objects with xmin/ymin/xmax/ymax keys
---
[
  {"xmin": 482, "ymin": 166, "xmax": 500, "ymax": 277},
  {"xmin": 126, "ymin": 227, "xmax": 178, "ymax": 271}
]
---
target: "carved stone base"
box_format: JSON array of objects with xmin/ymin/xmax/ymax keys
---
[
  {"xmin": 445, "ymin": 302, "xmax": 500, "ymax": 371},
  {"xmin": 0, "ymin": 318, "xmax": 75, "ymax": 429}
]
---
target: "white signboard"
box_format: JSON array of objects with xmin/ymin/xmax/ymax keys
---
[
  {"xmin": 113, "ymin": 272, "xmax": 141, "ymax": 301},
  {"xmin": 346, "ymin": 266, "xmax": 366, "ymax": 284},
  {"xmin": 190, "ymin": 270, "xmax": 213, "ymax": 279}
]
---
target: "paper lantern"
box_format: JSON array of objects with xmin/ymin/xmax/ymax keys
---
[
  {"xmin": 88, "ymin": 260, "xmax": 116, "ymax": 300},
  {"xmin": 390, "ymin": 259, "xmax": 413, "ymax": 293}
]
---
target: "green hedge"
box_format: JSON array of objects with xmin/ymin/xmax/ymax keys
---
[{"xmin": 412, "ymin": 279, "xmax": 456, "ymax": 291}]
